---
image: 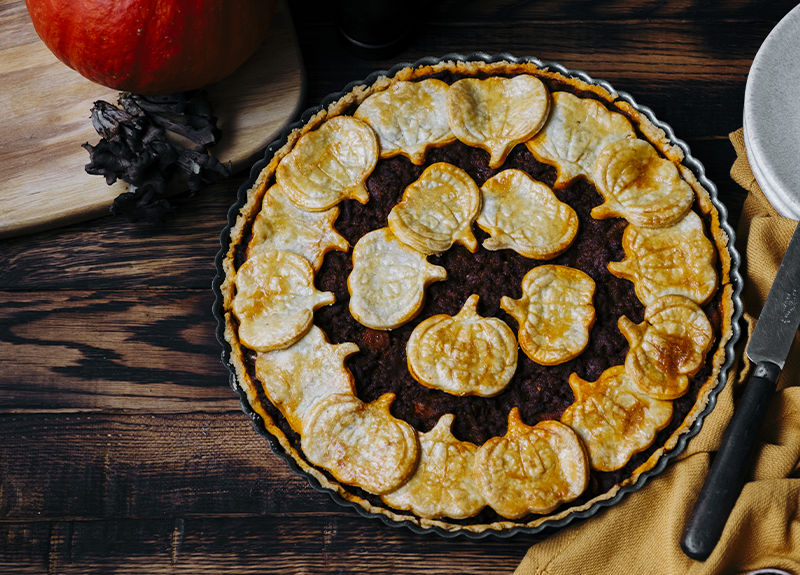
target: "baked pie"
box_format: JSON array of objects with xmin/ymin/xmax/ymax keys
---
[{"xmin": 218, "ymin": 57, "xmax": 736, "ymax": 535}]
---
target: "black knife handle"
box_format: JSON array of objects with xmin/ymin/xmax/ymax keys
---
[{"xmin": 680, "ymin": 361, "xmax": 779, "ymax": 561}]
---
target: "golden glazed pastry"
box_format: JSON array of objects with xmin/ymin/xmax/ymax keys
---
[{"xmin": 219, "ymin": 58, "xmax": 735, "ymax": 535}]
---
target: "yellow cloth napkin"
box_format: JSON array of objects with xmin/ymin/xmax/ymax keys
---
[{"xmin": 514, "ymin": 129, "xmax": 800, "ymax": 575}]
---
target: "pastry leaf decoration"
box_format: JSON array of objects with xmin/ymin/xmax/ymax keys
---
[
  {"xmin": 348, "ymin": 228, "xmax": 447, "ymax": 330},
  {"xmin": 302, "ymin": 393, "xmax": 420, "ymax": 495},
  {"xmin": 277, "ymin": 116, "xmax": 378, "ymax": 211},
  {"xmin": 354, "ymin": 79, "xmax": 456, "ymax": 165},
  {"xmin": 474, "ymin": 408, "xmax": 589, "ymax": 518},
  {"xmin": 381, "ymin": 414, "xmax": 486, "ymax": 520},
  {"xmin": 591, "ymin": 138, "xmax": 694, "ymax": 228},
  {"xmin": 526, "ymin": 91, "xmax": 636, "ymax": 188},
  {"xmin": 501, "ymin": 265, "xmax": 596, "ymax": 365},
  {"xmin": 254, "ymin": 326, "xmax": 359, "ymax": 434},
  {"xmin": 447, "ymin": 75, "xmax": 550, "ymax": 168},
  {"xmin": 248, "ymin": 184, "xmax": 349, "ymax": 271},
  {"xmin": 608, "ymin": 211, "xmax": 718, "ymax": 306}
]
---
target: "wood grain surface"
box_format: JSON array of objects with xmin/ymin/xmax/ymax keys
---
[
  {"xmin": 0, "ymin": 0, "xmax": 305, "ymax": 239},
  {"xmin": 0, "ymin": 0, "xmax": 793, "ymax": 572}
]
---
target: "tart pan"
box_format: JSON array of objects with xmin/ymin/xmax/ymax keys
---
[{"xmin": 212, "ymin": 52, "xmax": 744, "ymax": 539}]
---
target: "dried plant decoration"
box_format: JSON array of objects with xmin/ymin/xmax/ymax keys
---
[{"xmin": 83, "ymin": 91, "xmax": 231, "ymax": 224}]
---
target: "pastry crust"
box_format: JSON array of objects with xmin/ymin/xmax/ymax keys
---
[{"xmin": 219, "ymin": 58, "xmax": 735, "ymax": 535}]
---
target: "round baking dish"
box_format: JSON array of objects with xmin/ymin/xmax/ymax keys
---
[{"xmin": 212, "ymin": 52, "xmax": 743, "ymax": 539}]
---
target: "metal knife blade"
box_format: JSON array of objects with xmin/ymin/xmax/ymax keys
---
[
  {"xmin": 681, "ymin": 220, "xmax": 800, "ymax": 561},
  {"xmin": 746, "ymin": 224, "xmax": 800, "ymax": 367}
]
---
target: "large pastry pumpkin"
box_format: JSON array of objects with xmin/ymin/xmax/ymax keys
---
[{"xmin": 24, "ymin": 0, "xmax": 277, "ymax": 95}]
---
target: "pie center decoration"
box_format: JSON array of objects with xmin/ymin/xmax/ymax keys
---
[
  {"xmin": 477, "ymin": 168, "xmax": 579, "ymax": 259},
  {"xmin": 387, "ymin": 162, "xmax": 482, "ymax": 255},
  {"xmin": 406, "ymin": 294, "xmax": 518, "ymax": 397},
  {"xmin": 500, "ymin": 265, "xmax": 597, "ymax": 366}
]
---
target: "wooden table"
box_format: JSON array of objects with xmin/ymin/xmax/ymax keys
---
[{"xmin": 0, "ymin": 1, "xmax": 792, "ymax": 572}]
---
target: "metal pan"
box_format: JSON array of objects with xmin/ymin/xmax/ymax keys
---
[{"xmin": 212, "ymin": 51, "xmax": 744, "ymax": 539}]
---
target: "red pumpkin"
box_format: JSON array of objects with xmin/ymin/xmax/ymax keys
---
[{"xmin": 24, "ymin": 0, "xmax": 277, "ymax": 95}]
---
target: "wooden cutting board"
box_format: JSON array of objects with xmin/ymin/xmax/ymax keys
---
[{"xmin": 0, "ymin": 0, "xmax": 306, "ymax": 239}]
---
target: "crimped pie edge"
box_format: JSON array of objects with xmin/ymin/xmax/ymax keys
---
[{"xmin": 217, "ymin": 55, "xmax": 738, "ymax": 537}]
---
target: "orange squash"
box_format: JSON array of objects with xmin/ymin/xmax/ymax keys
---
[{"xmin": 25, "ymin": 0, "xmax": 277, "ymax": 95}]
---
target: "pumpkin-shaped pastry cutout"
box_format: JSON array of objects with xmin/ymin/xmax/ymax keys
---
[
  {"xmin": 348, "ymin": 228, "xmax": 447, "ymax": 330},
  {"xmin": 232, "ymin": 251, "xmax": 336, "ymax": 352},
  {"xmin": 447, "ymin": 75, "xmax": 550, "ymax": 168},
  {"xmin": 619, "ymin": 294, "xmax": 714, "ymax": 400},
  {"xmin": 474, "ymin": 408, "xmax": 589, "ymax": 518},
  {"xmin": 591, "ymin": 138, "xmax": 694, "ymax": 228},
  {"xmin": 608, "ymin": 211, "xmax": 718, "ymax": 306},
  {"xmin": 277, "ymin": 116, "xmax": 378, "ymax": 211},
  {"xmin": 382, "ymin": 414, "xmax": 486, "ymax": 519},
  {"xmin": 561, "ymin": 366, "xmax": 673, "ymax": 472},
  {"xmin": 478, "ymin": 169, "xmax": 578, "ymax": 259},
  {"xmin": 354, "ymin": 79, "xmax": 456, "ymax": 165},
  {"xmin": 254, "ymin": 326, "xmax": 360, "ymax": 434},
  {"xmin": 248, "ymin": 184, "xmax": 350, "ymax": 271},
  {"xmin": 302, "ymin": 393, "xmax": 420, "ymax": 495},
  {"xmin": 500, "ymin": 265, "xmax": 596, "ymax": 366},
  {"xmin": 388, "ymin": 163, "xmax": 481, "ymax": 255},
  {"xmin": 526, "ymin": 91, "xmax": 636, "ymax": 188},
  {"xmin": 407, "ymin": 295, "xmax": 518, "ymax": 397}
]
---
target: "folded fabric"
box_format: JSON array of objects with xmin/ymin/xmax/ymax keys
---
[{"xmin": 514, "ymin": 129, "xmax": 800, "ymax": 575}]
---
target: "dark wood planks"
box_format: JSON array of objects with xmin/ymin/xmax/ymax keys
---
[
  {"xmin": 0, "ymin": 413, "xmax": 532, "ymax": 573},
  {"xmin": 0, "ymin": 177, "xmax": 244, "ymax": 291},
  {"xmin": 0, "ymin": 413, "xmax": 327, "ymax": 518},
  {"xmin": 290, "ymin": 0, "xmax": 800, "ymax": 25},
  {"xmin": 290, "ymin": 19, "xmax": 765, "ymax": 141},
  {"xmin": 1, "ymin": 516, "xmax": 532, "ymax": 574},
  {"xmin": 0, "ymin": 290, "xmax": 234, "ymax": 412}
]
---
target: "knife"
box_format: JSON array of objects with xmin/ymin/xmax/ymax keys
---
[{"xmin": 681, "ymin": 221, "xmax": 800, "ymax": 561}]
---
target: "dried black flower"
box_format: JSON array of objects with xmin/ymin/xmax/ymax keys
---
[{"xmin": 83, "ymin": 90, "xmax": 231, "ymax": 225}]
